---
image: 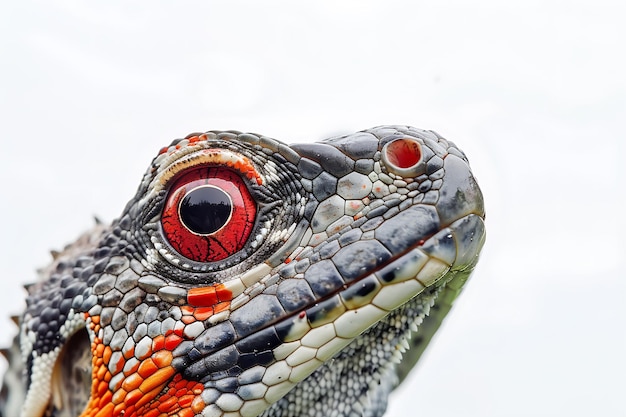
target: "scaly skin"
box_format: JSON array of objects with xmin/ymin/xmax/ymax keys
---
[{"xmin": 0, "ymin": 126, "xmax": 485, "ymax": 417}]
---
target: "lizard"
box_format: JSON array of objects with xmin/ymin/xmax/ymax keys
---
[{"xmin": 0, "ymin": 125, "xmax": 486, "ymax": 417}]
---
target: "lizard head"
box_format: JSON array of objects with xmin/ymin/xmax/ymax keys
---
[{"xmin": 16, "ymin": 126, "xmax": 485, "ymax": 417}]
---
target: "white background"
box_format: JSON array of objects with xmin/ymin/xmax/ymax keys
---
[{"xmin": 1, "ymin": 1, "xmax": 624, "ymax": 416}]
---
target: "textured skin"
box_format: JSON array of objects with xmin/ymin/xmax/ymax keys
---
[{"xmin": 0, "ymin": 126, "xmax": 485, "ymax": 417}]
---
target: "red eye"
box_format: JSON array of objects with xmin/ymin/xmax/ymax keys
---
[{"xmin": 161, "ymin": 167, "xmax": 257, "ymax": 262}]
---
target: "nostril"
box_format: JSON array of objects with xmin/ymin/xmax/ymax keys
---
[{"xmin": 381, "ymin": 137, "xmax": 425, "ymax": 176}]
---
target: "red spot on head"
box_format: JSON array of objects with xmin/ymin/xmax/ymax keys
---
[
  {"xmin": 164, "ymin": 334, "xmax": 183, "ymax": 351},
  {"xmin": 187, "ymin": 284, "xmax": 232, "ymax": 307},
  {"xmin": 215, "ymin": 285, "xmax": 232, "ymax": 302},
  {"xmin": 187, "ymin": 286, "xmax": 218, "ymax": 307},
  {"xmin": 385, "ymin": 138, "xmax": 422, "ymax": 168}
]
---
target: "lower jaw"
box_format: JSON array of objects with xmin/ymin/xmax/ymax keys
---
[{"xmin": 174, "ymin": 214, "xmax": 484, "ymax": 416}]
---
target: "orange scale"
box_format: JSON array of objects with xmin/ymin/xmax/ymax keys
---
[
  {"xmin": 92, "ymin": 402, "xmax": 114, "ymax": 417},
  {"xmin": 113, "ymin": 402, "xmax": 127, "ymax": 416},
  {"xmin": 135, "ymin": 384, "xmax": 166, "ymax": 409},
  {"xmin": 152, "ymin": 350, "xmax": 173, "ymax": 368},
  {"xmin": 191, "ymin": 396, "xmax": 206, "ymax": 413},
  {"xmin": 103, "ymin": 346, "xmax": 113, "ymax": 364},
  {"xmin": 138, "ymin": 366, "xmax": 176, "ymax": 393},
  {"xmin": 174, "ymin": 388, "xmax": 188, "ymax": 397},
  {"xmin": 121, "ymin": 373, "xmax": 144, "ymax": 392},
  {"xmin": 136, "ymin": 346, "xmax": 154, "ymax": 362},
  {"xmin": 113, "ymin": 357, "xmax": 126, "ymax": 375},
  {"xmin": 123, "ymin": 345, "xmax": 135, "ymax": 359},
  {"xmin": 187, "ymin": 286, "xmax": 218, "ymax": 307},
  {"xmin": 190, "ymin": 383, "xmax": 205, "ymax": 394},
  {"xmin": 178, "ymin": 395, "xmax": 194, "ymax": 408},
  {"xmin": 181, "ymin": 315, "xmax": 196, "ymax": 325},
  {"xmin": 137, "ymin": 358, "xmax": 158, "ymax": 379},
  {"xmin": 215, "ymin": 285, "xmax": 232, "ymax": 300},
  {"xmin": 111, "ymin": 387, "xmax": 127, "ymax": 405},
  {"xmin": 125, "ymin": 404, "xmax": 139, "ymax": 415},
  {"xmin": 96, "ymin": 364, "xmax": 108, "ymax": 380},
  {"xmin": 214, "ymin": 301, "xmax": 231, "ymax": 314},
  {"xmin": 157, "ymin": 392, "xmax": 171, "ymax": 402},
  {"xmin": 181, "ymin": 305, "xmax": 195, "ymax": 315},
  {"xmin": 156, "ymin": 395, "xmax": 179, "ymax": 412},
  {"xmin": 178, "ymin": 378, "xmax": 197, "ymax": 391},
  {"xmin": 164, "ymin": 334, "xmax": 183, "ymax": 351},
  {"xmin": 124, "ymin": 359, "xmax": 141, "ymax": 376},
  {"xmin": 110, "ymin": 376, "xmax": 125, "ymax": 392},
  {"xmin": 151, "ymin": 335, "xmax": 165, "ymax": 351},
  {"xmin": 97, "ymin": 380, "xmax": 109, "ymax": 397},
  {"xmin": 124, "ymin": 388, "xmax": 144, "ymax": 407},
  {"xmin": 178, "ymin": 408, "xmax": 196, "ymax": 417},
  {"xmin": 191, "ymin": 306, "xmax": 214, "ymax": 321},
  {"xmin": 142, "ymin": 409, "xmax": 161, "ymax": 417},
  {"xmin": 97, "ymin": 390, "xmax": 113, "ymax": 410}
]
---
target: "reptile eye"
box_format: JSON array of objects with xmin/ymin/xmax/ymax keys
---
[
  {"xmin": 161, "ymin": 167, "xmax": 257, "ymax": 262},
  {"xmin": 381, "ymin": 137, "xmax": 425, "ymax": 177}
]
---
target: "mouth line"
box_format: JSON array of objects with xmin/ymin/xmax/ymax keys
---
[{"xmin": 269, "ymin": 210, "xmax": 485, "ymax": 326}]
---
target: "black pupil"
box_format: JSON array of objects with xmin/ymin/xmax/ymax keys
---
[{"xmin": 180, "ymin": 186, "xmax": 232, "ymax": 235}]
